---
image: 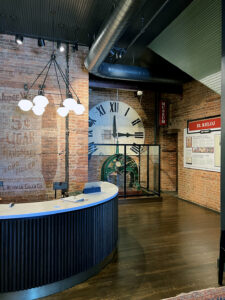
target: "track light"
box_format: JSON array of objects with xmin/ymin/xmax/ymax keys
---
[
  {"xmin": 38, "ymin": 38, "xmax": 45, "ymax": 47},
  {"xmin": 72, "ymin": 42, "xmax": 78, "ymax": 52},
  {"xmin": 57, "ymin": 41, "xmax": 65, "ymax": 52},
  {"xmin": 109, "ymin": 47, "xmax": 126, "ymax": 60},
  {"xmin": 109, "ymin": 48, "xmax": 115, "ymax": 57},
  {"xmin": 118, "ymin": 50, "xmax": 123, "ymax": 59},
  {"xmin": 59, "ymin": 45, "xmax": 65, "ymax": 52},
  {"xmin": 15, "ymin": 35, "xmax": 23, "ymax": 45}
]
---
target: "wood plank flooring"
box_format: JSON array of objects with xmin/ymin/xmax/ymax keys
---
[{"xmin": 43, "ymin": 193, "xmax": 220, "ymax": 300}]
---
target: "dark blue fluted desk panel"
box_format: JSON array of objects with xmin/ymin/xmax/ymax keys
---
[{"xmin": 0, "ymin": 182, "xmax": 118, "ymax": 299}]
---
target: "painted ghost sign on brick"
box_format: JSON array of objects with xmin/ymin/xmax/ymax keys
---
[{"xmin": 0, "ymin": 93, "xmax": 46, "ymax": 198}]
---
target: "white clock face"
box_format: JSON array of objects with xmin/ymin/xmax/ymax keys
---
[{"xmin": 88, "ymin": 101, "xmax": 145, "ymax": 156}]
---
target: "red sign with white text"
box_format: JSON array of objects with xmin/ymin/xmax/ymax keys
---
[
  {"xmin": 159, "ymin": 100, "xmax": 167, "ymax": 126},
  {"xmin": 188, "ymin": 117, "xmax": 221, "ymax": 133}
]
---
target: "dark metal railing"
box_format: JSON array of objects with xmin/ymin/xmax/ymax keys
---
[{"xmin": 88, "ymin": 143, "xmax": 160, "ymax": 198}]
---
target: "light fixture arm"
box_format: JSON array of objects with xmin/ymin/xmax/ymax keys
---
[
  {"xmin": 54, "ymin": 58, "xmax": 82, "ymax": 104},
  {"xmin": 25, "ymin": 58, "xmax": 52, "ymax": 98},
  {"xmin": 54, "ymin": 59, "xmax": 70, "ymax": 91},
  {"xmin": 19, "ymin": 48, "xmax": 85, "ymax": 117},
  {"xmin": 40, "ymin": 59, "xmax": 53, "ymax": 93},
  {"xmin": 53, "ymin": 59, "xmax": 63, "ymax": 103}
]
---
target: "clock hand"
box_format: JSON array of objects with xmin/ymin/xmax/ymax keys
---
[
  {"xmin": 117, "ymin": 132, "xmax": 134, "ymax": 137},
  {"xmin": 112, "ymin": 116, "xmax": 117, "ymax": 138},
  {"xmin": 117, "ymin": 132, "xmax": 144, "ymax": 138}
]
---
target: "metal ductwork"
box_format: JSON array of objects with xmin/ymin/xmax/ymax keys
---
[
  {"xmin": 98, "ymin": 62, "xmax": 182, "ymax": 84},
  {"xmin": 84, "ymin": 0, "xmax": 143, "ymax": 73},
  {"xmin": 84, "ymin": 0, "xmax": 182, "ymax": 85}
]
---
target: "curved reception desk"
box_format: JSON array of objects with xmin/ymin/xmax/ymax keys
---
[{"xmin": 0, "ymin": 182, "xmax": 118, "ymax": 300}]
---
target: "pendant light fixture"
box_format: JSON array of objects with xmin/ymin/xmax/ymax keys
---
[
  {"xmin": 63, "ymin": 93, "xmax": 77, "ymax": 110},
  {"xmin": 57, "ymin": 106, "xmax": 69, "ymax": 117},
  {"xmin": 32, "ymin": 105, "xmax": 46, "ymax": 116},
  {"xmin": 18, "ymin": 11, "xmax": 85, "ymax": 118},
  {"xmin": 18, "ymin": 99, "xmax": 33, "ymax": 111},
  {"xmin": 18, "ymin": 52, "xmax": 85, "ymax": 117}
]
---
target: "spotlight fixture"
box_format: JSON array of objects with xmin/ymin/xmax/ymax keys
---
[
  {"xmin": 109, "ymin": 48, "xmax": 115, "ymax": 57},
  {"xmin": 72, "ymin": 42, "xmax": 78, "ymax": 52},
  {"xmin": 38, "ymin": 38, "xmax": 45, "ymax": 47},
  {"xmin": 118, "ymin": 50, "xmax": 123, "ymax": 59},
  {"xmin": 109, "ymin": 47, "xmax": 126, "ymax": 60},
  {"xmin": 57, "ymin": 41, "xmax": 65, "ymax": 52},
  {"xmin": 59, "ymin": 45, "xmax": 65, "ymax": 52},
  {"xmin": 15, "ymin": 35, "xmax": 23, "ymax": 45},
  {"xmin": 118, "ymin": 48, "xmax": 126, "ymax": 59}
]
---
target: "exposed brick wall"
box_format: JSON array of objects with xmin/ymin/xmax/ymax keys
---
[
  {"xmin": 161, "ymin": 80, "xmax": 221, "ymax": 211},
  {"xmin": 88, "ymin": 81, "xmax": 221, "ymax": 211},
  {"xmin": 159, "ymin": 131, "xmax": 177, "ymax": 192},
  {"xmin": 0, "ymin": 34, "xmax": 89, "ymax": 203},
  {"xmin": 0, "ymin": 33, "xmax": 219, "ymax": 210}
]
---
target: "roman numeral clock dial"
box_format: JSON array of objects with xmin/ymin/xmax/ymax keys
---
[{"xmin": 88, "ymin": 101, "xmax": 145, "ymax": 156}]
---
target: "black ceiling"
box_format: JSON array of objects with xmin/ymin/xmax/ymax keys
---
[
  {"xmin": 0, "ymin": 0, "xmax": 193, "ymax": 84},
  {"xmin": 0, "ymin": 0, "xmax": 118, "ymax": 45}
]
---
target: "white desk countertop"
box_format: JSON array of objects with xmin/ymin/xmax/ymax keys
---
[{"xmin": 0, "ymin": 182, "xmax": 118, "ymax": 219}]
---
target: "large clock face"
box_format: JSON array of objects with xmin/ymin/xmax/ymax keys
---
[{"xmin": 88, "ymin": 101, "xmax": 145, "ymax": 156}]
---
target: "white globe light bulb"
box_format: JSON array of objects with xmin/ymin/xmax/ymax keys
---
[
  {"xmin": 73, "ymin": 103, "xmax": 85, "ymax": 115},
  {"xmin": 32, "ymin": 105, "xmax": 45, "ymax": 116},
  {"xmin": 57, "ymin": 107, "xmax": 69, "ymax": 117},
  {"xmin": 63, "ymin": 97, "xmax": 77, "ymax": 110},
  {"xmin": 18, "ymin": 99, "xmax": 33, "ymax": 111},
  {"xmin": 33, "ymin": 95, "xmax": 49, "ymax": 108}
]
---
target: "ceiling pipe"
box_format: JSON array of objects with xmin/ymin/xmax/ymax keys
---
[
  {"xmin": 84, "ymin": 0, "xmax": 145, "ymax": 73},
  {"xmin": 84, "ymin": 0, "xmax": 182, "ymax": 85},
  {"xmin": 98, "ymin": 62, "xmax": 182, "ymax": 84}
]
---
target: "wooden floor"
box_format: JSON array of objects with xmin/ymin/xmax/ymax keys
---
[{"xmin": 44, "ymin": 193, "xmax": 220, "ymax": 300}]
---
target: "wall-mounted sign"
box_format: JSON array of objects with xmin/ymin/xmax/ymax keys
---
[
  {"xmin": 187, "ymin": 115, "xmax": 221, "ymax": 134},
  {"xmin": 159, "ymin": 100, "xmax": 167, "ymax": 126},
  {"xmin": 184, "ymin": 129, "xmax": 221, "ymax": 172},
  {"xmin": 53, "ymin": 182, "xmax": 68, "ymax": 190}
]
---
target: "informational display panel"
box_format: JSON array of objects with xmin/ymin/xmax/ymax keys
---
[{"xmin": 184, "ymin": 129, "xmax": 221, "ymax": 172}]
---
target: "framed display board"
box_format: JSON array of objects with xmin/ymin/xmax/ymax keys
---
[{"xmin": 184, "ymin": 128, "xmax": 221, "ymax": 172}]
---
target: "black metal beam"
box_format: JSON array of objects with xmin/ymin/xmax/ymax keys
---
[
  {"xmin": 221, "ymin": 0, "xmax": 225, "ymax": 232},
  {"xmin": 65, "ymin": 45, "xmax": 70, "ymax": 191},
  {"xmin": 89, "ymin": 75, "xmax": 183, "ymax": 94},
  {"xmin": 218, "ymin": 0, "xmax": 225, "ymax": 286}
]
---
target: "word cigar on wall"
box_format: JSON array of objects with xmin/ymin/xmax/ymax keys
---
[{"xmin": 0, "ymin": 92, "xmax": 46, "ymax": 197}]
